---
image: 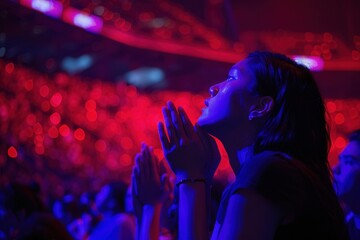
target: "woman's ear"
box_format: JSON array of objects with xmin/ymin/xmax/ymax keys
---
[{"xmin": 248, "ymin": 96, "xmax": 274, "ymax": 120}]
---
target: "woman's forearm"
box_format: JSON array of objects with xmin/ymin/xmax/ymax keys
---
[
  {"xmin": 140, "ymin": 204, "xmax": 162, "ymax": 240},
  {"xmin": 178, "ymin": 182, "xmax": 209, "ymax": 240}
]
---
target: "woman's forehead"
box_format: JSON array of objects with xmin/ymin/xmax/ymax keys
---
[
  {"xmin": 229, "ymin": 59, "xmax": 251, "ymax": 77},
  {"xmin": 230, "ymin": 59, "xmax": 248, "ymax": 72}
]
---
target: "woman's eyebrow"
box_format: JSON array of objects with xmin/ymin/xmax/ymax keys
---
[
  {"xmin": 339, "ymin": 154, "xmax": 360, "ymax": 161},
  {"xmin": 228, "ymin": 67, "xmax": 241, "ymax": 76}
]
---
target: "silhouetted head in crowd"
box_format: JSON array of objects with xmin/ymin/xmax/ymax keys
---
[
  {"xmin": 334, "ymin": 129, "xmax": 360, "ymax": 213},
  {"xmin": 4, "ymin": 182, "xmax": 46, "ymax": 222},
  {"xmin": 95, "ymin": 181, "xmax": 129, "ymax": 215},
  {"xmin": 16, "ymin": 212, "xmax": 74, "ymax": 240},
  {"xmin": 52, "ymin": 193, "xmax": 82, "ymax": 226},
  {"xmin": 2, "ymin": 182, "xmax": 73, "ymax": 240}
]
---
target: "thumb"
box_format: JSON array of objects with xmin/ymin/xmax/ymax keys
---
[
  {"xmin": 159, "ymin": 159, "xmax": 167, "ymax": 175},
  {"xmin": 161, "ymin": 173, "xmax": 170, "ymax": 193}
]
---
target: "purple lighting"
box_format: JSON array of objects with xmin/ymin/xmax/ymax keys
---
[
  {"xmin": 63, "ymin": 8, "xmax": 103, "ymax": 33},
  {"xmin": 292, "ymin": 55, "xmax": 324, "ymax": 71},
  {"xmin": 21, "ymin": 0, "xmax": 63, "ymax": 18}
]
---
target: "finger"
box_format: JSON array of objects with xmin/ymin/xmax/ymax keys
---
[
  {"xmin": 202, "ymin": 127, "xmax": 220, "ymax": 159},
  {"xmin": 149, "ymin": 147, "xmax": 160, "ymax": 175},
  {"xmin": 196, "ymin": 124, "xmax": 219, "ymax": 158},
  {"xmin": 141, "ymin": 145, "xmax": 151, "ymax": 179},
  {"xmin": 138, "ymin": 157, "xmax": 148, "ymax": 187},
  {"xmin": 161, "ymin": 173, "xmax": 170, "ymax": 193},
  {"xmin": 159, "ymin": 158, "xmax": 175, "ymax": 177},
  {"xmin": 141, "ymin": 142, "xmax": 146, "ymax": 150},
  {"xmin": 168, "ymin": 101, "xmax": 186, "ymax": 140},
  {"xmin": 131, "ymin": 173, "xmax": 142, "ymax": 209},
  {"xmin": 131, "ymin": 174, "xmax": 136, "ymax": 196},
  {"xmin": 159, "ymin": 158, "xmax": 167, "ymax": 175},
  {"xmin": 132, "ymin": 167, "xmax": 139, "ymax": 196},
  {"xmin": 158, "ymin": 122, "xmax": 170, "ymax": 151},
  {"xmin": 195, "ymin": 123, "xmax": 209, "ymax": 147},
  {"xmin": 169, "ymin": 173, "xmax": 176, "ymax": 189},
  {"xmin": 163, "ymin": 106, "xmax": 178, "ymax": 144},
  {"xmin": 144, "ymin": 145, "xmax": 158, "ymax": 179},
  {"xmin": 178, "ymin": 106, "xmax": 195, "ymax": 138},
  {"xmin": 142, "ymin": 143, "xmax": 150, "ymax": 161},
  {"xmin": 135, "ymin": 151, "xmax": 141, "ymax": 165}
]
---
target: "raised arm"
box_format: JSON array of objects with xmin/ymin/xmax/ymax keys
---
[
  {"xmin": 158, "ymin": 101, "xmax": 220, "ymax": 240},
  {"xmin": 131, "ymin": 144, "xmax": 173, "ymax": 240}
]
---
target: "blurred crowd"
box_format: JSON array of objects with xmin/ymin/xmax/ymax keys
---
[
  {"xmin": 0, "ymin": 58, "xmax": 359, "ymax": 239},
  {"xmin": 0, "ymin": 175, "xmax": 227, "ymax": 239}
]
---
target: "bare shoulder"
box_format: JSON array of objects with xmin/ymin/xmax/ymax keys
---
[{"xmin": 217, "ymin": 188, "xmax": 281, "ymax": 240}]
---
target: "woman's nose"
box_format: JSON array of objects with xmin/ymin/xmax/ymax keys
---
[{"xmin": 209, "ymin": 85, "xmax": 219, "ymax": 97}]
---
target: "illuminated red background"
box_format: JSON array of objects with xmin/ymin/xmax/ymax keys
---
[
  {"xmin": 1, "ymin": 60, "xmax": 359, "ymax": 201},
  {"xmin": 1, "ymin": 0, "xmax": 360, "ymax": 203}
]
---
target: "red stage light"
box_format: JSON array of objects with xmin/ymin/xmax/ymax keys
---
[
  {"xmin": 74, "ymin": 128, "xmax": 86, "ymax": 141},
  {"xmin": 50, "ymin": 112, "xmax": 61, "ymax": 125},
  {"xmin": 5, "ymin": 63, "xmax": 15, "ymax": 74},
  {"xmin": 86, "ymin": 111, "xmax": 97, "ymax": 122},
  {"xmin": 7, "ymin": 146, "xmax": 18, "ymax": 158},
  {"xmin": 59, "ymin": 124, "xmax": 70, "ymax": 137},
  {"xmin": 334, "ymin": 136, "xmax": 346, "ymax": 149},
  {"xmin": 95, "ymin": 139, "xmax": 107, "ymax": 152},
  {"xmin": 50, "ymin": 93, "xmax": 63, "ymax": 107},
  {"xmin": 48, "ymin": 126, "xmax": 59, "ymax": 138},
  {"xmin": 40, "ymin": 85, "xmax": 50, "ymax": 97},
  {"xmin": 334, "ymin": 113, "xmax": 345, "ymax": 125},
  {"xmin": 326, "ymin": 101, "xmax": 337, "ymax": 113}
]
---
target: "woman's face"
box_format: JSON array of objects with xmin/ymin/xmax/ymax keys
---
[{"xmin": 197, "ymin": 59, "xmax": 257, "ymax": 132}]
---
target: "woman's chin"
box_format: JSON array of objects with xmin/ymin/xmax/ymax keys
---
[
  {"xmin": 196, "ymin": 115, "xmax": 210, "ymax": 128},
  {"xmin": 197, "ymin": 117, "xmax": 217, "ymax": 135}
]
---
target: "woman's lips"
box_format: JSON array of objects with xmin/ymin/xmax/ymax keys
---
[{"xmin": 204, "ymin": 99, "xmax": 209, "ymax": 107}]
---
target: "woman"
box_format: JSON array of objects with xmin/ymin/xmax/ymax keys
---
[{"xmin": 157, "ymin": 51, "xmax": 349, "ymax": 239}]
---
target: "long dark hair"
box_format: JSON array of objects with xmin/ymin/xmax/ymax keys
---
[
  {"xmin": 247, "ymin": 51, "xmax": 348, "ymax": 239},
  {"xmin": 247, "ymin": 51, "xmax": 330, "ymax": 178}
]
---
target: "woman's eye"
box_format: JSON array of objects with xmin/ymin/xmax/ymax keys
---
[
  {"xmin": 345, "ymin": 159, "xmax": 354, "ymax": 165},
  {"xmin": 343, "ymin": 157, "xmax": 359, "ymax": 166}
]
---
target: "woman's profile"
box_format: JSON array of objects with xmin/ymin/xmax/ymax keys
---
[{"xmin": 156, "ymin": 51, "xmax": 349, "ymax": 239}]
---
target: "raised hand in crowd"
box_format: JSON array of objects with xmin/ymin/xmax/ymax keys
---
[
  {"xmin": 158, "ymin": 101, "xmax": 220, "ymax": 239},
  {"xmin": 158, "ymin": 101, "xmax": 220, "ymax": 183},
  {"xmin": 131, "ymin": 143, "xmax": 174, "ymax": 240}
]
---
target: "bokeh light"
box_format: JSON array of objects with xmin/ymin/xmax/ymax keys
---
[
  {"xmin": 7, "ymin": 146, "xmax": 18, "ymax": 158},
  {"xmin": 0, "ymin": 59, "xmax": 359, "ymax": 202},
  {"xmin": 74, "ymin": 128, "xmax": 86, "ymax": 141},
  {"xmin": 59, "ymin": 124, "xmax": 71, "ymax": 137}
]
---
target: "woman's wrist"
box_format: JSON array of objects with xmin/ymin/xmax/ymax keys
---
[
  {"xmin": 142, "ymin": 203, "xmax": 162, "ymax": 214},
  {"xmin": 175, "ymin": 170, "xmax": 206, "ymax": 181},
  {"xmin": 139, "ymin": 204, "xmax": 162, "ymax": 240},
  {"xmin": 176, "ymin": 178, "xmax": 207, "ymax": 187},
  {"xmin": 141, "ymin": 204, "xmax": 162, "ymax": 226}
]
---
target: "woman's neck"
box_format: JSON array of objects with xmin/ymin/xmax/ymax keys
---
[
  {"xmin": 225, "ymin": 144, "xmax": 254, "ymax": 175},
  {"xmin": 353, "ymin": 213, "xmax": 360, "ymax": 230},
  {"xmin": 217, "ymin": 128, "xmax": 256, "ymax": 174},
  {"xmin": 208, "ymin": 122, "xmax": 258, "ymax": 174}
]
